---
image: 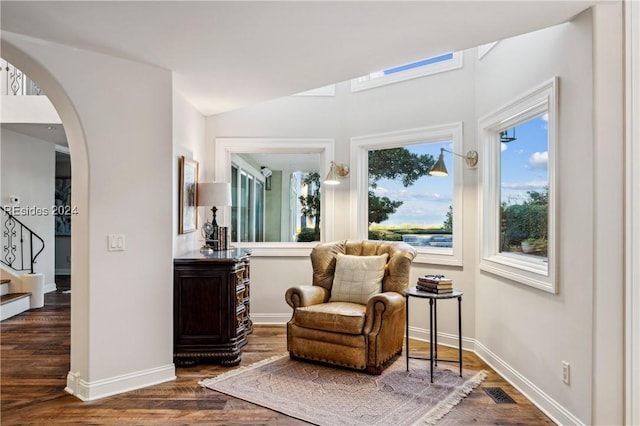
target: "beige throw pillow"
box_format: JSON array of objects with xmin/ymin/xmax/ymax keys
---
[{"xmin": 329, "ymin": 253, "xmax": 388, "ymax": 304}]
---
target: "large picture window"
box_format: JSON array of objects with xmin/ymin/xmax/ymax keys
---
[
  {"xmin": 479, "ymin": 78, "xmax": 558, "ymax": 293},
  {"xmin": 351, "ymin": 123, "xmax": 464, "ymax": 266},
  {"xmin": 215, "ymin": 138, "xmax": 335, "ymax": 256}
]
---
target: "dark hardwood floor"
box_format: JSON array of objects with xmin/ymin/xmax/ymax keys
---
[{"xmin": 1, "ymin": 292, "xmax": 554, "ymax": 425}]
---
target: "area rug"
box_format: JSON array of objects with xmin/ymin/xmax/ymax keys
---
[{"xmin": 199, "ymin": 355, "xmax": 486, "ymax": 425}]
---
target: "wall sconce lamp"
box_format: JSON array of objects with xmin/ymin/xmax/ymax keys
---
[
  {"xmin": 428, "ymin": 148, "xmax": 479, "ymax": 177},
  {"xmin": 500, "ymin": 128, "xmax": 517, "ymax": 144},
  {"xmin": 197, "ymin": 181, "xmax": 232, "ymax": 251},
  {"xmin": 324, "ymin": 161, "xmax": 350, "ymax": 185},
  {"xmin": 261, "ymin": 166, "xmax": 273, "ymax": 190}
]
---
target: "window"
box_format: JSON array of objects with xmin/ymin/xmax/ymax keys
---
[
  {"xmin": 500, "ymin": 117, "xmax": 549, "ymax": 258},
  {"xmin": 231, "ymin": 159, "xmax": 264, "ymax": 242},
  {"xmin": 479, "ymin": 78, "xmax": 558, "ymax": 293},
  {"xmin": 215, "ymin": 138, "xmax": 335, "ymax": 256},
  {"xmin": 351, "ymin": 123, "xmax": 464, "ymax": 266},
  {"xmin": 351, "ymin": 52, "xmax": 463, "ymax": 92}
]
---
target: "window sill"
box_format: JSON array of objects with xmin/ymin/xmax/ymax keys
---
[
  {"xmin": 480, "ymin": 254, "xmax": 555, "ymax": 293},
  {"xmin": 231, "ymin": 242, "xmax": 317, "ymax": 257}
]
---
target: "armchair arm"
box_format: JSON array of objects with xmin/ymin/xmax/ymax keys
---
[
  {"xmin": 285, "ymin": 285, "xmax": 329, "ymax": 309},
  {"xmin": 364, "ymin": 292, "xmax": 407, "ymax": 372},
  {"xmin": 363, "ymin": 292, "xmax": 405, "ymax": 334}
]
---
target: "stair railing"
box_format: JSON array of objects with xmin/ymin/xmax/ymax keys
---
[{"xmin": 1, "ymin": 206, "xmax": 45, "ymax": 274}]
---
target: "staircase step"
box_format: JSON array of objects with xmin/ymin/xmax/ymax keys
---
[
  {"xmin": 0, "ymin": 292, "xmax": 31, "ymax": 321},
  {"xmin": 0, "ymin": 292, "xmax": 31, "ymax": 305},
  {"xmin": 0, "ymin": 279, "xmax": 10, "ymax": 285}
]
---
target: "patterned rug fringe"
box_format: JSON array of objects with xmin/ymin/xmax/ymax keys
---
[{"xmin": 416, "ymin": 369, "xmax": 488, "ymax": 426}]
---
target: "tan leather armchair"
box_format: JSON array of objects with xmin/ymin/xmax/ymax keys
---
[{"xmin": 285, "ymin": 240, "xmax": 417, "ymax": 374}]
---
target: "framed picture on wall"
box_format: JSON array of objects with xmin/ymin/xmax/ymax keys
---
[
  {"xmin": 179, "ymin": 156, "xmax": 199, "ymax": 234},
  {"xmin": 55, "ymin": 178, "xmax": 72, "ymax": 236}
]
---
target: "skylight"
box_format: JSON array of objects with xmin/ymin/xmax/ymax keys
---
[
  {"xmin": 351, "ymin": 52, "xmax": 462, "ymax": 92},
  {"xmin": 382, "ymin": 53, "xmax": 454, "ymax": 75}
]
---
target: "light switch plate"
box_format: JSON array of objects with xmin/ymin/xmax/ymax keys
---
[{"xmin": 108, "ymin": 234, "xmax": 125, "ymax": 251}]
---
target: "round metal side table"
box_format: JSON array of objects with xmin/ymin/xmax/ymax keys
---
[{"xmin": 405, "ymin": 287, "xmax": 463, "ymax": 383}]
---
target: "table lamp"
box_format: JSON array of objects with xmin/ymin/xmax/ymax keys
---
[{"xmin": 198, "ymin": 182, "xmax": 232, "ymax": 251}]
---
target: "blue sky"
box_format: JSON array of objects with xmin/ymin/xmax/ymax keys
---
[
  {"xmin": 370, "ymin": 141, "xmax": 453, "ymax": 227},
  {"xmin": 500, "ymin": 114, "xmax": 549, "ymax": 205},
  {"xmin": 370, "ymin": 115, "xmax": 548, "ymax": 227}
]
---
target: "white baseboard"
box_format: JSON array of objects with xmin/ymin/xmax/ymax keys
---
[
  {"xmin": 474, "ymin": 340, "xmax": 584, "ymax": 426},
  {"xmin": 251, "ymin": 313, "xmax": 290, "ymax": 325},
  {"xmin": 407, "ymin": 326, "xmax": 476, "ymax": 352},
  {"xmin": 45, "ymin": 283, "xmax": 57, "ymax": 293},
  {"xmin": 65, "ymin": 364, "xmax": 176, "ymax": 401}
]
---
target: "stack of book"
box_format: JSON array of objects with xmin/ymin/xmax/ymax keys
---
[{"xmin": 417, "ymin": 275, "xmax": 453, "ymax": 294}]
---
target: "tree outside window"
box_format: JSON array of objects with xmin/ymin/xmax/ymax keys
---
[{"xmin": 367, "ymin": 143, "xmax": 453, "ymax": 248}]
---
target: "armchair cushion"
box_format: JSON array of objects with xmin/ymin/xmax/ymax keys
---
[
  {"xmin": 329, "ymin": 253, "xmax": 388, "ymax": 304},
  {"xmin": 293, "ymin": 302, "xmax": 367, "ymax": 335}
]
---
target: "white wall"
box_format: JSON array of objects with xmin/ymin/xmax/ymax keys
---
[
  {"xmin": 625, "ymin": 1, "xmax": 640, "ymax": 423},
  {"xmin": 2, "ymin": 32, "xmax": 176, "ymax": 400},
  {"xmin": 210, "ymin": 51, "xmax": 479, "ymax": 339},
  {"xmin": 173, "ymin": 89, "xmax": 208, "ymax": 256},
  {"xmin": 210, "ymin": 9, "xmax": 625, "ymax": 424},
  {"xmin": 474, "ymin": 7, "xmax": 624, "ymax": 425},
  {"xmin": 0, "ymin": 128, "xmax": 55, "ymax": 286}
]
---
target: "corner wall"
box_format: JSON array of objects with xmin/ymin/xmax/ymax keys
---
[
  {"xmin": 173, "ymin": 90, "xmax": 208, "ymax": 256},
  {"xmin": 2, "ymin": 32, "xmax": 176, "ymax": 400},
  {"xmin": 474, "ymin": 7, "xmax": 624, "ymax": 424}
]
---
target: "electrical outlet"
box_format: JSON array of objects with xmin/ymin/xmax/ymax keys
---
[{"xmin": 561, "ymin": 361, "xmax": 570, "ymax": 384}]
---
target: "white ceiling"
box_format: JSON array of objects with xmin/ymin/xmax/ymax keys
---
[
  {"xmin": 1, "ymin": 123, "xmax": 68, "ymax": 145},
  {"xmin": 1, "ymin": 1, "xmax": 595, "ymax": 117}
]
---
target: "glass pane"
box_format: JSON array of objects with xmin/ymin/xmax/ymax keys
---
[
  {"xmin": 255, "ymin": 180, "xmax": 264, "ymax": 242},
  {"xmin": 231, "ymin": 165, "xmax": 238, "ymax": 241},
  {"xmin": 240, "ymin": 172, "xmax": 249, "ymax": 242},
  {"xmin": 499, "ymin": 115, "xmax": 549, "ymax": 258},
  {"xmin": 297, "ymin": 172, "xmax": 321, "ymax": 242},
  {"xmin": 247, "ymin": 175, "xmax": 254, "ymax": 241},
  {"xmin": 367, "ymin": 142, "xmax": 453, "ymax": 249},
  {"xmin": 383, "ymin": 53, "xmax": 454, "ymax": 75},
  {"xmin": 229, "ymin": 153, "xmax": 320, "ymax": 243}
]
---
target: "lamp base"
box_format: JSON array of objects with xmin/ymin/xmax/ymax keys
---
[
  {"xmin": 200, "ymin": 245, "xmax": 215, "ymax": 254},
  {"xmin": 201, "ymin": 222, "xmax": 229, "ymax": 251}
]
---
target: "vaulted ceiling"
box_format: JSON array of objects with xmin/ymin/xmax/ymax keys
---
[{"xmin": 1, "ymin": 1, "xmax": 595, "ymax": 116}]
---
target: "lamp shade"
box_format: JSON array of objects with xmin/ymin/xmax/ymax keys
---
[
  {"xmin": 428, "ymin": 150, "xmax": 448, "ymax": 177},
  {"xmin": 198, "ymin": 182, "xmax": 232, "ymax": 207},
  {"xmin": 324, "ymin": 162, "xmax": 340, "ymax": 185}
]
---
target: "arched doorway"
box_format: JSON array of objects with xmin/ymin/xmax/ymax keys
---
[{"xmin": 1, "ymin": 38, "xmax": 91, "ymax": 397}]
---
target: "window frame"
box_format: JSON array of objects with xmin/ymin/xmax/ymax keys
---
[
  {"xmin": 215, "ymin": 137, "xmax": 335, "ymax": 256},
  {"xmin": 350, "ymin": 123, "xmax": 465, "ymax": 266},
  {"xmin": 478, "ymin": 77, "xmax": 559, "ymax": 293}
]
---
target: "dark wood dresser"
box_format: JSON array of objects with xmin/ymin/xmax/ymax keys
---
[{"xmin": 173, "ymin": 248, "xmax": 251, "ymax": 366}]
